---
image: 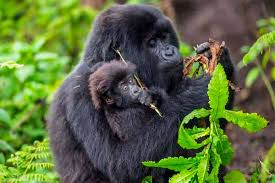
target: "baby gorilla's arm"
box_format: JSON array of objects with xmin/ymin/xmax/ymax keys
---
[{"xmin": 89, "ymin": 61, "xmax": 166, "ymax": 109}]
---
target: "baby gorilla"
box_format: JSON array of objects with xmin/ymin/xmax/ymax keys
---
[{"xmin": 89, "ymin": 61, "xmax": 163, "ymax": 141}]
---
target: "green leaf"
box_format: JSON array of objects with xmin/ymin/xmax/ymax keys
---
[
  {"xmin": 141, "ymin": 176, "xmax": 152, "ymax": 183},
  {"xmin": 223, "ymin": 110, "xmax": 268, "ymax": 133},
  {"xmin": 250, "ymin": 170, "xmax": 259, "ymax": 183},
  {"xmin": 224, "ymin": 170, "xmax": 247, "ymax": 183},
  {"xmin": 243, "ymin": 31, "xmax": 275, "ymax": 65},
  {"xmin": 213, "ymin": 135, "xmax": 234, "ymax": 165},
  {"xmin": 0, "ymin": 153, "xmax": 5, "ymax": 164},
  {"xmin": 169, "ymin": 168, "xmax": 197, "ymax": 183},
  {"xmin": 14, "ymin": 65, "xmax": 35, "ymax": 82},
  {"xmin": 0, "ymin": 140, "xmax": 14, "ymax": 152},
  {"xmin": 197, "ymin": 155, "xmax": 209, "ymax": 183},
  {"xmin": 186, "ymin": 127, "xmax": 210, "ymax": 140},
  {"xmin": 143, "ymin": 157, "xmax": 201, "ymax": 172},
  {"xmin": 245, "ymin": 67, "xmax": 260, "ymax": 87},
  {"xmin": 0, "ymin": 108, "xmax": 11, "ymax": 125},
  {"xmin": 181, "ymin": 108, "xmax": 210, "ymax": 124},
  {"xmin": 208, "ymin": 64, "xmax": 228, "ymax": 119},
  {"xmin": 178, "ymin": 126, "xmax": 210, "ymax": 149}
]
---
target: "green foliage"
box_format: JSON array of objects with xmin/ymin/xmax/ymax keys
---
[
  {"xmin": 223, "ymin": 170, "xmax": 247, "ymax": 183},
  {"xmin": 241, "ymin": 18, "xmax": 275, "ymax": 110},
  {"xmin": 0, "ymin": 139, "xmax": 58, "ymax": 183},
  {"xmin": 0, "ymin": 0, "xmax": 97, "ymax": 160},
  {"xmin": 243, "ymin": 31, "xmax": 275, "ymax": 65},
  {"xmin": 260, "ymin": 143, "xmax": 275, "ymax": 182},
  {"xmin": 141, "ymin": 176, "xmax": 153, "ymax": 183},
  {"xmin": 143, "ymin": 64, "xmax": 268, "ymax": 182}
]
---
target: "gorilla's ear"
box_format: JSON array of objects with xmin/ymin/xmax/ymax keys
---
[{"xmin": 89, "ymin": 71, "xmax": 112, "ymax": 109}]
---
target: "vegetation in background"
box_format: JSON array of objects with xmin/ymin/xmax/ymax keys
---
[
  {"xmin": 0, "ymin": 0, "xmax": 96, "ymax": 160},
  {"xmin": 0, "ymin": 139, "xmax": 58, "ymax": 183},
  {"xmin": 241, "ymin": 18, "xmax": 275, "ymax": 110},
  {"xmin": 143, "ymin": 64, "xmax": 268, "ymax": 183}
]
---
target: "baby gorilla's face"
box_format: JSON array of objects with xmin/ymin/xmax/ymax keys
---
[{"xmin": 115, "ymin": 75, "xmax": 141, "ymax": 102}]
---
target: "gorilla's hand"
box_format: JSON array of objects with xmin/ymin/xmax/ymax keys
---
[
  {"xmin": 196, "ymin": 42, "xmax": 234, "ymax": 80},
  {"xmin": 138, "ymin": 87, "xmax": 167, "ymax": 106}
]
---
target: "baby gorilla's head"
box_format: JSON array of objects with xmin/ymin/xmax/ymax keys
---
[{"xmin": 89, "ymin": 61, "xmax": 142, "ymax": 109}]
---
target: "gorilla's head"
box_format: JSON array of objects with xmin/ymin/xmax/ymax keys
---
[{"xmin": 83, "ymin": 4, "xmax": 181, "ymax": 90}]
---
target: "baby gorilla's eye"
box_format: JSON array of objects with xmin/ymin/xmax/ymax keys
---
[{"xmin": 123, "ymin": 85, "xmax": 128, "ymax": 91}]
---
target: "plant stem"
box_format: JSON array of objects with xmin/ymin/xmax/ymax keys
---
[{"xmin": 255, "ymin": 60, "xmax": 275, "ymax": 110}]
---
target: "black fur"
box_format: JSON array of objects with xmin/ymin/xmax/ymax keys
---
[{"xmin": 47, "ymin": 4, "xmax": 234, "ymax": 183}]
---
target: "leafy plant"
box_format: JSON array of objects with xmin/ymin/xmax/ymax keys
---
[
  {"xmin": 143, "ymin": 64, "xmax": 268, "ymax": 183},
  {"xmin": 0, "ymin": 0, "xmax": 97, "ymax": 159},
  {"xmin": 241, "ymin": 19, "xmax": 275, "ymax": 110},
  {"xmin": 0, "ymin": 138, "xmax": 58, "ymax": 183},
  {"xmin": 260, "ymin": 143, "xmax": 275, "ymax": 183}
]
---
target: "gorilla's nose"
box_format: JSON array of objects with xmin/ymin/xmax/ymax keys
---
[
  {"xmin": 131, "ymin": 86, "xmax": 141, "ymax": 96},
  {"xmin": 161, "ymin": 45, "xmax": 180, "ymax": 61},
  {"xmin": 165, "ymin": 46, "xmax": 175, "ymax": 56}
]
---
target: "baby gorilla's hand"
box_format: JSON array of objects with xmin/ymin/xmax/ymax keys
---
[{"xmin": 138, "ymin": 87, "xmax": 167, "ymax": 107}]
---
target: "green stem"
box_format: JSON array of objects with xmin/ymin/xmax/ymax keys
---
[{"xmin": 255, "ymin": 60, "xmax": 275, "ymax": 110}]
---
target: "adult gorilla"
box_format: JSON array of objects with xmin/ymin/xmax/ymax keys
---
[{"xmin": 47, "ymin": 4, "xmax": 234, "ymax": 183}]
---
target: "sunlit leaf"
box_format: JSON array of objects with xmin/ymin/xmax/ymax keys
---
[{"xmin": 224, "ymin": 170, "xmax": 247, "ymax": 183}]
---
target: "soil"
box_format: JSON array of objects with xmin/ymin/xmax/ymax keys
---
[{"xmin": 166, "ymin": 0, "xmax": 275, "ymax": 174}]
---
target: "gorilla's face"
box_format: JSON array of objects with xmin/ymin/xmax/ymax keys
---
[{"xmin": 85, "ymin": 4, "xmax": 181, "ymax": 88}]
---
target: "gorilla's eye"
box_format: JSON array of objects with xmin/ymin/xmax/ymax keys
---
[
  {"xmin": 148, "ymin": 38, "xmax": 157, "ymax": 47},
  {"xmin": 161, "ymin": 33, "xmax": 167, "ymax": 40}
]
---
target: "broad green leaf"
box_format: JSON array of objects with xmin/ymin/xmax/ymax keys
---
[
  {"xmin": 0, "ymin": 108, "xmax": 11, "ymax": 125},
  {"xmin": 224, "ymin": 170, "xmax": 247, "ymax": 183},
  {"xmin": 245, "ymin": 67, "xmax": 260, "ymax": 87},
  {"xmin": 243, "ymin": 31, "xmax": 275, "ymax": 65},
  {"xmin": 178, "ymin": 126, "xmax": 210, "ymax": 149},
  {"xmin": 143, "ymin": 157, "xmax": 201, "ymax": 172},
  {"xmin": 141, "ymin": 176, "xmax": 152, "ymax": 183},
  {"xmin": 181, "ymin": 108, "xmax": 210, "ymax": 124},
  {"xmin": 223, "ymin": 110, "xmax": 268, "ymax": 133},
  {"xmin": 213, "ymin": 135, "xmax": 234, "ymax": 165},
  {"xmin": 169, "ymin": 168, "xmax": 197, "ymax": 183},
  {"xmin": 197, "ymin": 155, "xmax": 209, "ymax": 183},
  {"xmin": 208, "ymin": 64, "xmax": 228, "ymax": 118}
]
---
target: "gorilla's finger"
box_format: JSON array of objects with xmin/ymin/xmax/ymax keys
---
[
  {"xmin": 144, "ymin": 95, "xmax": 153, "ymax": 106},
  {"xmin": 196, "ymin": 42, "xmax": 210, "ymax": 54}
]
